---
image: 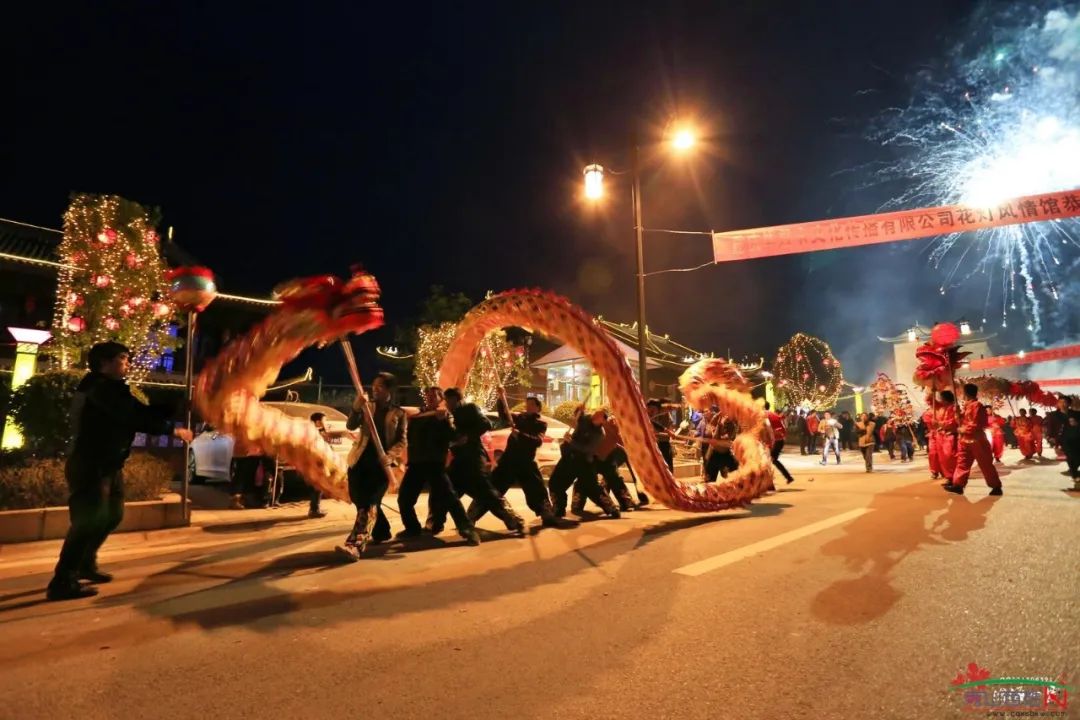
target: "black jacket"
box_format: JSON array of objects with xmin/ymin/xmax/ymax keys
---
[
  {"xmin": 406, "ymin": 412, "xmax": 455, "ymax": 465},
  {"xmin": 503, "ymin": 412, "xmax": 547, "ymax": 462},
  {"xmin": 451, "ymin": 403, "xmax": 492, "ymax": 461},
  {"xmin": 69, "ymin": 372, "xmax": 174, "ymax": 473}
]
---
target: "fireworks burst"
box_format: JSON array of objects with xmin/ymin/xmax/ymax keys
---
[{"xmin": 872, "ymin": 5, "xmax": 1080, "ymax": 342}]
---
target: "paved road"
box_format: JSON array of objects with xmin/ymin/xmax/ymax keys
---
[{"xmin": 1, "ymin": 448, "xmax": 1077, "ymax": 719}]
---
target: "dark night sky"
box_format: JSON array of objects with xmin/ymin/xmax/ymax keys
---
[{"xmin": 4, "ymin": 0, "xmax": 1003, "ymax": 383}]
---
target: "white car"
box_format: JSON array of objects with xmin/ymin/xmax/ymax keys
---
[{"xmin": 188, "ymin": 402, "xmax": 355, "ymax": 482}]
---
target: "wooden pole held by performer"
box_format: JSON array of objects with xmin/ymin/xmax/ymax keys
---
[{"xmin": 339, "ymin": 340, "xmax": 398, "ymax": 490}]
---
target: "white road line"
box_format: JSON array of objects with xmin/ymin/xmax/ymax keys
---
[{"xmin": 672, "ymin": 507, "xmax": 871, "ymax": 577}]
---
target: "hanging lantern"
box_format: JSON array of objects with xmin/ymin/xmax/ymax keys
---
[
  {"xmin": 125, "ymin": 253, "xmax": 143, "ymax": 269},
  {"xmin": 166, "ymin": 266, "xmax": 218, "ymax": 313},
  {"xmin": 92, "ymin": 274, "xmax": 113, "ymax": 288},
  {"xmin": 103, "ymin": 316, "xmax": 120, "ymax": 331},
  {"xmin": 67, "ymin": 316, "xmax": 86, "ymax": 333},
  {"xmin": 152, "ymin": 301, "xmax": 171, "ymax": 319},
  {"xmin": 129, "ymin": 296, "xmax": 147, "ymax": 307},
  {"xmin": 97, "ymin": 228, "xmax": 117, "ymax": 245},
  {"xmin": 119, "ymin": 304, "xmax": 134, "ymax": 317}
]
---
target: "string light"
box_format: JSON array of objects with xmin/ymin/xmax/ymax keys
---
[
  {"xmin": 773, "ymin": 332, "xmax": 844, "ymax": 410},
  {"xmin": 413, "ymin": 321, "xmax": 529, "ymax": 410},
  {"xmin": 51, "ymin": 194, "xmax": 177, "ymax": 382}
]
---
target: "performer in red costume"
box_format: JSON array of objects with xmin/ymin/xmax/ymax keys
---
[
  {"xmin": 988, "ymin": 409, "xmax": 1006, "ymax": 464},
  {"xmin": 934, "ymin": 390, "xmax": 960, "ymax": 482},
  {"xmin": 1029, "ymin": 408, "xmax": 1044, "ymax": 457},
  {"xmin": 922, "ymin": 403, "xmax": 940, "ymax": 479},
  {"xmin": 945, "ymin": 384, "xmax": 1003, "ymax": 495},
  {"xmin": 1013, "ymin": 408, "xmax": 1035, "ymax": 459}
]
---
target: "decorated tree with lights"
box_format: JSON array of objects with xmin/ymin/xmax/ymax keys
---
[
  {"xmin": 413, "ymin": 322, "xmax": 529, "ymax": 410},
  {"xmin": 870, "ymin": 372, "xmax": 916, "ymax": 421},
  {"xmin": 51, "ymin": 193, "xmax": 177, "ymax": 381},
  {"xmin": 773, "ymin": 332, "xmax": 844, "ymax": 410}
]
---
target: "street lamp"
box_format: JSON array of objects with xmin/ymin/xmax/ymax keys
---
[
  {"xmin": 907, "ymin": 328, "xmax": 918, "ymax": 343},
  {"xmin": 583, "ymin": 164, "xmax": 604, "ymax": 200},
  {"xmin": 582, "ymin": 123, "xmax": 698, "ymax": 397}
]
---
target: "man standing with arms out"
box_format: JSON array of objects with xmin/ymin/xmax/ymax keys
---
[
  {"xmin": 426, "ymin": 387, "xmax": 524, "ymax": 537},
  {"xmin": 47, "ymin": 342, "xmax": 194, "ymax": 601},
  {"xmin": 819, "ymin": 410, "xmax": 841, "ymax": 465},
  {"xmin": 396, "ymin": 387, "xmax": 480, "ymax": 545},
  {"xmin": 935, "ymin": 390, "xmax": 960, "ymax": 483},
  {"xmin": 763, "ymin": 402, "xmax": 795, "ymax": 484},
  {"xmin": 476, "ymin": 392, "xmax": 562, "ymax": 528},
  {"xmin": 338, "ymin": 372, "xmax": 403, "ymax": 561},
  {"xmin": 945, "ymin": 383, "xmax": 1003, "ymax": 496}
]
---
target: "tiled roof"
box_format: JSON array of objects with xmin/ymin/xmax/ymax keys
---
[{"xmin": 0, "ymin": 218, "xmax": 63, "ymax": 267}]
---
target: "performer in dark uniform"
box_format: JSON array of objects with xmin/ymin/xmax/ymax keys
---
[
  {"xmin": 396, "ymin": 387, "xmax": 481, "ymax": 545},
  {"xmin": 647, "ymin": 399, "xmax": 675, "ymax": 472},
  {"xmin": 337, "ymin": 372, "xmax": 403, "ymax": 561},
  {"xmin": 548, "ymin": 408, "xmax": 620, "ymax": 518},
  {"xmin": 47, "ymin": 341, "xmax": 194, "ymax": 601},
  {"xmin": 470, "ymin": 392, "xmax": 561, "ymax": 528},
  {"xmin": 594, "ymin": 413, "xmax": 637, "ymax": 511},
  {"xmin": 425, "ymin": 387, "xmax": 525, "ymax": 537}
]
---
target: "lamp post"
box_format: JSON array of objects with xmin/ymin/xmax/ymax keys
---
[
  {"xmin": 166, "ymin": 266, "xmax": 218, "ymax": 524},
  {"xmin": 583, "ymin": 124, "xmax": 697, "ymax": 397},
  {"xmin": 1, "ymin": 327, "xmax": 51, "ymax": 449}
]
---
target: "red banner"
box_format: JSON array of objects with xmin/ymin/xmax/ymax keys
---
[
  {"xmin": 712, "ymin": 188, "xmax": 1080, "ymax": 263},
  {"xmin": 1032, "ymin": 378, "xmax": 1080, "ymax": 387},
  {"xmin": 967, "ymin": 344, "xmax": 1080, "ymax": 370}
]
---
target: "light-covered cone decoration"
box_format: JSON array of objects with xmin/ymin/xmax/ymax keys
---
[
  {"xmin": 437, "ymin": 289, "xmax": 774, "ymax": 512},
  {"xmin": 194, "ymin": 271, "xmax": 384, "ymax": 501}
]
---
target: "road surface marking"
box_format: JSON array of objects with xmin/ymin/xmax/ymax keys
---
[{"xmin": 672, "ymin": 507, "xmax": 871, "ymax": 577}]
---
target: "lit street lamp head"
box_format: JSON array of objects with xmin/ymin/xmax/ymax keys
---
[
  {"xmin": 583, "ymin": 164, "xmax": 604, "ymax": 199},
  {"xmin": 671, "ymin": 128, "xmax": 696, "ymax": 152}
]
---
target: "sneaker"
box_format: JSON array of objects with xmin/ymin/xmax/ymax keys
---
[
  {"xmin": 78, "ymin": 568, "xmax": 113, "ymax": 584},
  {"xmin": 819, "ymin": 461, "xmax": 827, "ymax": 466},
  {"xmin": 461, "ymin": 529, "xmax": 482, "ymax": 546},
  {"xmin": 944, "ymin": 484, "xmax": 964, "ymax": 495},
  {"xmin": 426, "ymin": 524, "xmax": 445, "ymax": 536},
  {"xmin": 395, "ymin": 528, "xmax": 423, "ymax": 540},
  {"xmin": 988, "ymin": 487, "xmax": 1003, "ymax": 496},
  {"xmin": 229, "ymin": 494, "xmax": 245, "ymax": 510},
  {"xmin": 307, "ymin": 509, "xmax": 328, "ymax": 519},
  {"xmin": 604, "ymin": 507, "xmax": 621, "ymax": 520},
  {"xmin": 46, "ymin": 581, "xmax": 99, "ymax": 602}
]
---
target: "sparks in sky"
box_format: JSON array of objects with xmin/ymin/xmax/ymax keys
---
[{"xmin": 872, "ymin": 5, "xmax": 1080, "ymax": 343}]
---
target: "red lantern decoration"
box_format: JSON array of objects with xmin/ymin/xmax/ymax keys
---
[
  {"xmin": 796, "ymin": 354, "xmax": 803, "ymax": 361},
  {"xmin": 931, "ymin": 322, "xmax": 961, "ymax": 347},
  {"xmin": 119, "ymin": 304, "xmax": 134, "ymax": 317},
  {"xmin": 152, "ymin": 302, "xmax": 171, "ymax": 319},
  {"xmin": 144, "ymin": 230, "xmax": 158, "ymax": 244},
  {"xmin": 96, "ymin": 228, "xmax": 117, "ymax": 245},
  {"xmin": 129, "ymin": 296, "xmax": 146, "ymax": 307},
  {"xmin": 67, "ymin": 316, "xmax": 86, "ymax": 333},
  {"xmin": 92, "ymin": 274, "xmax": 113, "ymax": 288},
  {"xmin": 104, "ymin": 316, "xmax": 120, "ymax": 331},
  {"xmin": 66, "ymin": 292, "xmax": 83, "ymax": 308},
  {"xmin": 166, "ymin": 266, "xmax": 218, "ymax": 313},
  {"xmin": 802, "ymin": 372, "xmax": 810, "ymax": 380},
  {"xmin": 125, "ymin": 253, "xmax": 143, "ymax": 269}
]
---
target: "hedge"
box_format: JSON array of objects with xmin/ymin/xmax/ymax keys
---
[{"xmin": 0, "ymin": 452, "xmax": 173, "ymax": 511}]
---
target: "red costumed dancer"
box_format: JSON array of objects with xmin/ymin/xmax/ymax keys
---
[
  {"xmin": 934, "ymin": 390, "xmax": 960, "ymax": 480},
  {"xmin": 1030, "ymin": 409, "xmax": 1044, "ymax": 457},
  {"xmin": 946, "ymin": 384, "xmax": 1003, "ymax": 495},
  {"xmin": 989, "ymin": 411, "xmax": 1006, "ymax": 463},
  {"xmin": 1014, "ymin": 410, "xmax": 1035, "ymax": 459},
  {"xmin": 923, "ymin": 404, "xmax": 940, "ymax": 479}
]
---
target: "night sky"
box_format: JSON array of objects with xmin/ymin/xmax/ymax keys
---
[{"xmin": 5, "ymin": 0, "xmax": 1011, "ymax": 384}]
